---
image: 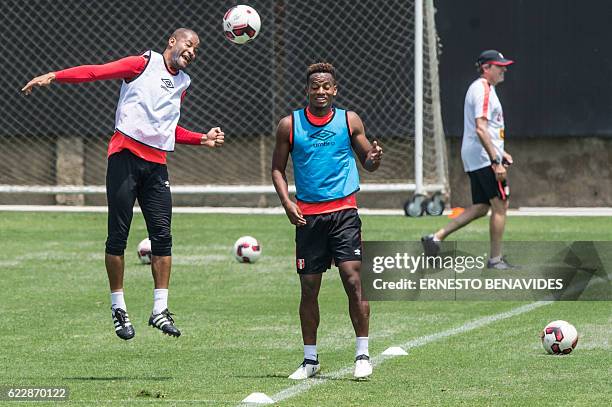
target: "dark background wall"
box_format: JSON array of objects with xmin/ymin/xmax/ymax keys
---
[
  {"xmin": 435, "ymin": 0, "xmax": 612, "ymax": 138},
  {"xmin": 436, "ymin": 0, "xmax": 612, "ymax": 207}
]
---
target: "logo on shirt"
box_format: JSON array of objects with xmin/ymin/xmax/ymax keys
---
[
  {"xmin": 163, "ymin": 180, "xmax": 170, "ymax": 188},
  {"xmin": 309, "ymin": 129, "xmax": 336, "ymax": 147},
  {"xmin": 309, "ymin": 129, "xmax": 335, "ymax": 141},
  {"xmin": 161, "ymin": 78, "xmax": 174, "ymax": 88}
]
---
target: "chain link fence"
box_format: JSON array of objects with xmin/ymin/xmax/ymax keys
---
[{"xmin": 1, "ymin": 0, "xmax": 447, "ymax": 199}]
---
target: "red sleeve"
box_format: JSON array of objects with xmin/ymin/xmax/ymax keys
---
[
  {"xmin": 176, "ymin": 125, "xmax": 203, "ymax": 145},
  {"xmin": 175, "ymin": 90, "xmax": 203, "ymax": 145},
  {"xmin": 53, "ymin": 55, "xmax": 147, "ymax": 83}
]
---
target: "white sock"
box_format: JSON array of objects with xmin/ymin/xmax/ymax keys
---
[
  {"xmin": 432, "ymin": 234, "xmax": 441, "ymax": 242},
  {"xmin": 356, "ymin": 337, "xmax": 369, "ymax": 357},
  {"xmin": 111, "ymin": 291, "xmax": 126, "ymax": 311},
  {"xmin": 490, "ymin": 255, "xmax": 502, "ymax": 264},
  {"xmin": 304, "ymin": 344, "xmax": 317, "ymax": 361},
  {"xmin": 152, "ymin": 289, "xmax": 168, "ymax": 314}
]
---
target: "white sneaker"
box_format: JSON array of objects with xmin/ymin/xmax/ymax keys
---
[
  {"xmin": 353, "ymin": 355, "xmax": 372, "ymax": 378},
  {"xmin": 288, "ymin": 358, "xmax": 320, "ymax": 380}
]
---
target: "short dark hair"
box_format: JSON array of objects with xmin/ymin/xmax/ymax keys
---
[
  {"xmin": 171, "ymin": 27, "xmax": 198, "ymax": 40},
  {"xmin": 306, "ymin": 62, "xmax": 336, "ymax": 84}
]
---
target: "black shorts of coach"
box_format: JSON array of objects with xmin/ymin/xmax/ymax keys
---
[
  {"xmin": 467, "ymin": 165, "xmax": 509, "ymax": 205},
  {"xmin": 105, "ymin": 149, "xmax": 173, "ymax": 257},
  {"xmin": 295, "ymin": 208, "xmax": 363, "ymax": 274}
]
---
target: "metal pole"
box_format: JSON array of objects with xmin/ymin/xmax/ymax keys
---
[{"xmin": 414, "ymin": 0, "xmax": 424, "ymax": 194}]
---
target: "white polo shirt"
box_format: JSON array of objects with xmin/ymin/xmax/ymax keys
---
[
  {"xmin": 114, "ymin": 50, "xmax": 191, "ymax": 152},
  {"xmin": 461, "ymin": 78, "xmax": 505, "ymax": 172}
]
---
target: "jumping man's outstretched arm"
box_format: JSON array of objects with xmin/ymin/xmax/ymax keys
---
[{"xmin": 21, "ymin": 55, "xmax": 147, "ymax": 95}]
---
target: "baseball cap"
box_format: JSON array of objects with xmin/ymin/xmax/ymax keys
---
[{"xmin": 477, "ymin": 50, "xmax": 514, "ymax": 66}]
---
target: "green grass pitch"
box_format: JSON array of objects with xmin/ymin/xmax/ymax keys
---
[{"xmin": 1, "ymin": 212, "xmax": 611, "ymax": 406}]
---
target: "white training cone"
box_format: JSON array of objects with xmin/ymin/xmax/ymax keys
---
[
  {"xmin": 241, "ymin": 392, "xmax": 274, "ymax": 404},
  {"xmin": 382, "ymin": 346, "xmax": 408, "ymax": 356}
]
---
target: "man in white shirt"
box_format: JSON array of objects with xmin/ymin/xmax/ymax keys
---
[
  {"xmin": 22, "ymin": 28, "xmax": 225, "ymax": 340},
  {"xmin": 423, "ymin": 50, "xmax": 515, "ymax": 269}
]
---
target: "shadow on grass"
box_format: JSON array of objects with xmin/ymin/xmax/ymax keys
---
[
  {"xmin": 234, "ymin": 373, "xmax": 364, "ymax": 382},
  {"xmin": 63, "ymin": 376, "xmax": 173, "ymax": 381},
  {"xmin": 233, "ymin": 373, "xmax": 290, "ymax": 379}
]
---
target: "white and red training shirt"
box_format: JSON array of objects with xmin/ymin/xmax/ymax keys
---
[
  {"xmin": 53, "ymin": 54, "xmax": 203, "ymax": 164},
  {"xmin": 460, "ymin": 78, "xmax": 506, "ymax": 172}
]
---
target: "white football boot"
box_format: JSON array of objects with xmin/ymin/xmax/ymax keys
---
[
  {"xmin": 288, "ymin": 358, "xmax": 320, "ymax": 380},
  {"xmin": 353, "ymin": 354, "xmax": 372, "ymax": 379}
]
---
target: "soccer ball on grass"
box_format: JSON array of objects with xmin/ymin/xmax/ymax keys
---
[
  {"xmin": 540, "ymin": 320, "xmax": 578, "ymax": 355},
  {"xmin": 233, "ymin": 236, "xmax": 261, "ymax": 263}
]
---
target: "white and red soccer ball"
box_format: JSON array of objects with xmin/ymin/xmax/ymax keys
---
[
  {"xmin": 137, "ymin": 238, "xmax": 152, "ymax": 264},
  {"xmin": 233, "ymin": 236, "xmax": 261, "ymax": 263},
  {"xmin": 223, "ymin": 5, "xmax": 261, "ymax": 44},
  {"xmin": 541, "ymin": 320, "xmax": 578, "ymax": 355}
]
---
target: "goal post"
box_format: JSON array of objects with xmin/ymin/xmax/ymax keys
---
[
  {"xmin": 415, "ymin": 0, "xmax": 424, "ymax": 196},
  {"xmin": 0, "ymin": 0, "xmax": 448, "ymax": 202}
]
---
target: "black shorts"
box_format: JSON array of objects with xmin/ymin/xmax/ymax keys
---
[
  {"xmin": 105, "ymin": 150, "xmax": 173, "ymax": 256},
  {"xmin": 467, "ymin": 166, "xmax": 509, "ymax": 205},
  {"xmin": 295, "ymin": 208, "xmax": 362, "ymax": 274}
]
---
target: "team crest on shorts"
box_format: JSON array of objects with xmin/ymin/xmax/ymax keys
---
[{"xmin": 297, "ymin": 259, "xmax": 305, "ymax": 270}]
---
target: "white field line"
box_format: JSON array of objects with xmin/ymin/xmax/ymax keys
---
[
  {"xmin": 2, "ymin": 205, "xmax": 612, "ymax": 216},
  {"xmin": 67, "ymin": 400, "xmax": 232, "ymax": 404},
  {"xmin": 264, "ymin": 301, "xmax": 552, "ymax": 405}
]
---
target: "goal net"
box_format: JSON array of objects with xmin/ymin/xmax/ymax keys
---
[{"xmin": 1, "ymin": 0, "xmax": 447, "ymax": 203}]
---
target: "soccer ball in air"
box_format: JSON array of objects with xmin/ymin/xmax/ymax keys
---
[
  {"xmin": 233, "ymin": 236, "xmax": 262, "ymax": 263},
  {"xmin": 223, "ymin": 5, "xmax": 261, "ymax": 44},
  {"xmin": 137, "ymin": 238, "xmax": 152, "ymax": 264},
  {"xmin": 540, "ymin": 320, "xmax": 578, "ymax": 355}
]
